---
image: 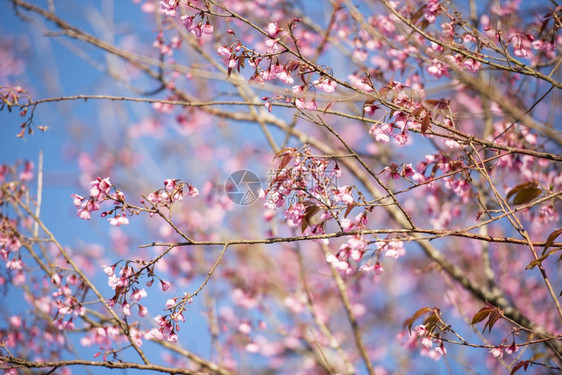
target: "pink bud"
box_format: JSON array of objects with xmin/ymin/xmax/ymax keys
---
[{"xmin": 161, "ymin": 280, "xmax": 172, "ymax": 292}]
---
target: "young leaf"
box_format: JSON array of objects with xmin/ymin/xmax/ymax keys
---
[
  {"xmin": 403, "ymin": 306, "xmax": 432, "ymax": 334},
  {"xmin": 423, "ymin": 310, "xmax": 440, "ymax": 334},
  {"xmin": 512, "ymin": 187, "xmax": 542, "ymax": 205},
  {"xmin": 526, "ymin": 248, "xmax": 561, "ymax": 270},
  {"xmin": 485, "ymin": 310, "xmax": 502, "ymax": 333},
  {"xmin": 542, "ymin": 228, "xmax": 562, "ymax": 255},
  {"xmin": 421, "ymin": 113, "xmax": 431, "ymax": 135},
  {"xmin": 470, "ymin": 305, "xmax": 494, "ymax": 325},
  {"xmin": 530, "ymin": 352, "xmax": 545, "ymax": 361},
  {"xmin": 277, "ymin": 154, "xmax": 294, "ymax": 173},
  {"xmin": 506, "ymin": 181, "xmax": 542, "ymax": 205},
  {"xmin": 470, "ymin": 304, "xmax": 502, "ymax": 333},
  {"xmin": 323, "ymin": 101, "xmax": 336, "ymax": 114},
  {"xmin": 344, "ymin": 203, "xmax": 355, "ymax": 218},
  {"xmin": 273, "ymin": 147, "xmax": 295, "ymax": 160},
  {"xmin": 301, "ymin": 205, "xmax": 320, "ymax": 233},
  {"xmin": 510, "ymin": 361, "xmax": 531, "ymax": 375},
  {"xmin": 506, "ymin": 181, "xmax": 536, "ymax": 201}
]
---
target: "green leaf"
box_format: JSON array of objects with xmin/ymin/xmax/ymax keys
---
[
  {"xmin": 506, "ymin": 181, "xmax": 542, "ymax": 205},
  {"xmin": 506, "ymin": 181, "xmax": 536, "ymax": 201},
  {"xmin": 529, "ymin": 352, "xmax": 545, "ymax": 361},
  {"xmin": 513, "ymin": 187, "xmax": 542, "ymax": 205}
]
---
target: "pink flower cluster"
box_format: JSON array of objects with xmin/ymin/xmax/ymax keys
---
[
  {"xmin": 0, "ymin": 84, "xmax": 30, "ymax": 108},
  {"xmin": 416, "ymin": 153, "xmax": 473, "ymax": 204},
  {"xmin": 423, "ymin": 0, "xmax": 443, "ymax": 24},
  {"xmin": 326, "ymin": 235, "xmax": 367, "ymax": 275},
  {"xmin": 158, "ymin": 1, "xmax": 214, "ymax": 38},
  {"xmin": 399, "ymin": 324, "xmax": 447, "ymax": 361},
  {"xmin": 71, "ymin": 177, "xmax": 130, "ymax": 226},
  {"xmin": 148, "ymin": 313, "xmax": 185, "ymax": 343},
  {"xmin": 382, "ymin": 163, "xmax": 416, "ymax": 180},
  {"xmin": 0, "ymin": 216, "xmax": 22, "ymax": 262},
  {"xmin": 216, "ymin": 27, "xmax": 336, "ymax": 113},
  {"xmin": 263, "ymin": 147, "xmax": 359, "ymax": 236},
  {"xmin": 146, "ymin": 179, "xmax": 199, "ymax": 208},
  {"xmin": 51, "ymin": 273, "xmax": 87, "ymax": 331},
  {"xmin": 81, "ymin": 324, "xmax": 144, "ymax": 360},
  {"xmin": 103, "ymin": 262, "xmax": 162, "ymax": 324}
]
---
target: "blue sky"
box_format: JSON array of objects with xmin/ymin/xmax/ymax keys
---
[{"xmin": 2, "ymin": 1, "xmax": 556, "ymax": 374}]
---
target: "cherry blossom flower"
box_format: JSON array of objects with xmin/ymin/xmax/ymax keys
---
[
  {"xmin": 489, "ymin": 347, "xmax": 503, "ymax": 358},
  {"xmin": 426, "ymin": 59, "xmax": 449, "ymax": 78},
  {"xmin": 423, "ymin": 0, "xmax": 442, "ymax": 23},
  {"xmin": 161, "ymin": 280, "xmax": 172, "ymax": 291},
  {"xmin": 313, "ymin": 78, "xmax": 337, "ymax": 93},
  {"xmin": 267, "ymin": 22, "xmax": 281, "ymax": 37},
  {"xmin": 159, "ymin": 0, "xmax": 179, "ymax": 17}
]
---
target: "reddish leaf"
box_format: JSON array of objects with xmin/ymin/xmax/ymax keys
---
[
  {"xmin": 471, "ymin": 304, "xmax": 502, "ymax": 333},
  {"xmin": 470, "ymin": 308, "xmax": 492, "ymax": 325},
  {"xmin": 419, "ymin": 19, "xmax": 430, "ymax": 31},
  {"xmin": 403, "ymin": 306, "xmax": 432, "ymax": 334},
  {"xmin": 485, "ymin": 310, "xmax": 502, "ymax": 333},
  {"xmin": 421, "ymin": 114, "xmax": 431, "ymax": 135},
  {"xmin": 539, "ymin": 17, "xmax": 550, "ymax": 36},
  {"xmin": 344, "ymin": 203, "xmax": 355, "ymax": 218},
  {"xmin": 510, "ymin": 361, "xmax": 530, "ymax": 375},
  {"xmin": 323, "ymin": 101, "xmax": 336, "ymax": 114},
  {"xmin": 301, "ymin": 205, "xmax": 320, "ymax": 233},
  {"xmin": 423, "ymin": 310, "xmax": 440, "ymax": 334},
  {"xmin": 378, "ymin": 87, "xmax": 390, "ymax": 98},
  {"xmin": 277, "ymin": 154, "xmax": 294, "ymax": 172},
  {"xmin": 273, "ymin": 147, "xmax": 295, "ymax": 160},
  {"xmin": 542, "ymin": 228, "xmax": 562, "ymax": 255}
]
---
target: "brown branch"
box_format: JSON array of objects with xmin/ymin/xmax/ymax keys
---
[
  {"xmin": 378, "ymin": 0, "xmax": 562, "ymax": 89},
  {"xmin": 4, "ymin": 190, "xmax": 150, "ymax": 364},
  {"xmin": 320, "ymin": 243, "xmax": 376, "ymax": 375},
  {"xmin": 0, "ymin": 356, "xmax": 215, "ymax": 375}
]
